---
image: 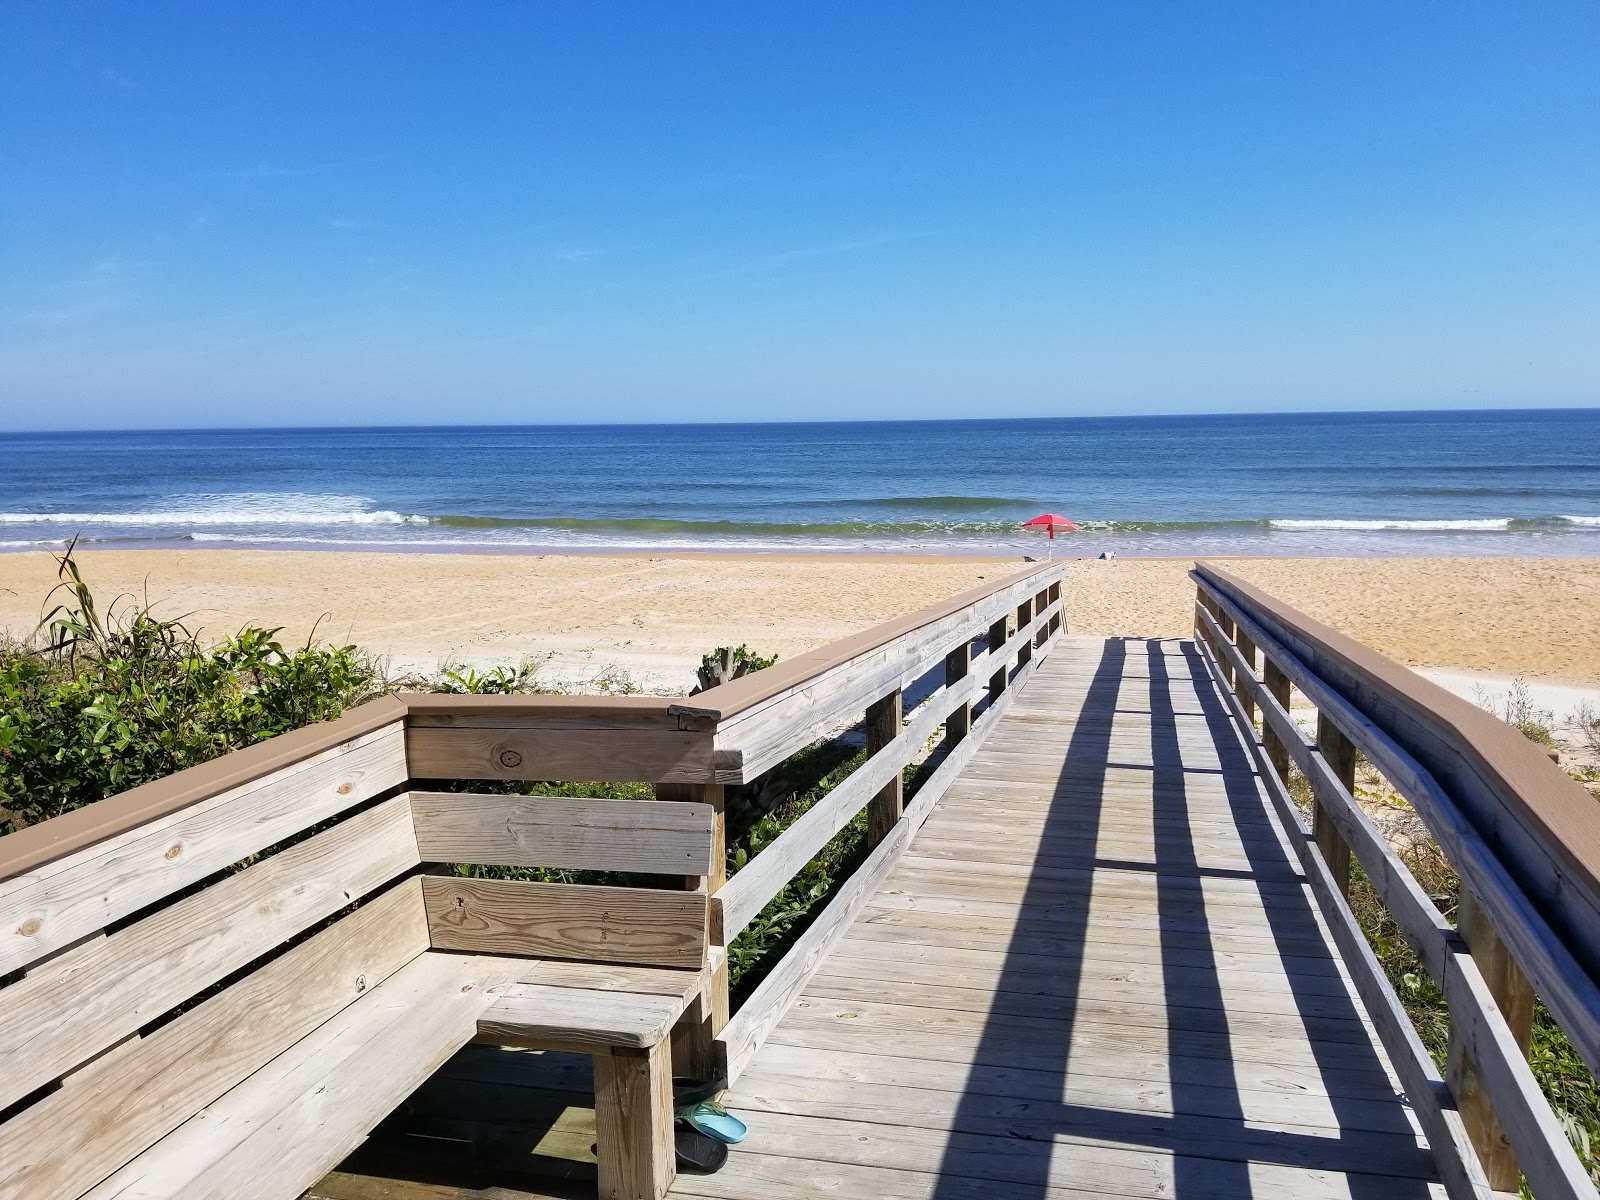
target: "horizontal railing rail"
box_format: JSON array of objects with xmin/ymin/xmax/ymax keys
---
[
  {"xmin": 1192, "ymin": 561, "xmax": 1600, "ymax": 1199},
  {"xmin": 2, "ymin": 562, "xmax": 1066, "ymax": 1102}
]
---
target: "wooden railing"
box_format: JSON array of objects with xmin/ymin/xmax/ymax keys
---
[
  {"xmin": 1192, "ymin": 562, "xmax": 1600, "ymax": 1200},
  {"xmin": 0, "ymin": 561, "xmax": 1064, "ymax": 1094}
]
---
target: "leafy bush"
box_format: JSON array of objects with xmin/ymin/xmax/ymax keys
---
[
  {"xmin": 0, "ymin": 553, "xmax": 894, "ymax": 1037},
  {"xmin": 0, "ymin": 550, "xmax": 387, "ymax": 833}
]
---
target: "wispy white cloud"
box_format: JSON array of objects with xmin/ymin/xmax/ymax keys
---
[
  {"xmin": 691, "ymin": 230, "xmax": 939, "ymax": 281},
  {"xmin": 211, "ymin": 154, "xmax": 390, "ymax": 182},
  {"xmin": 3, "ymin": 259, "xmax": 136, "ymax": 327}
]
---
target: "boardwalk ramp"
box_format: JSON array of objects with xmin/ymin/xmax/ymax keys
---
[
  {"xmin": 8, "ymin": 562, "xmax": 1597, "ymax": 1200},
  {"xmin": 680, "ymin": 635, "xmax": 1442, "ymax": 1199}
]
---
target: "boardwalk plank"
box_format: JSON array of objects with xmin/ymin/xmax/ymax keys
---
[{"xmin": 704, "ymin": 637, "xmax": 1439, "ymax": 1200}]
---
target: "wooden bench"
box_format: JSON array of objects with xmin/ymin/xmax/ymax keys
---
[{"xmin": 0, "ymin": 715, "xmax": 719, "ymax": 1200}]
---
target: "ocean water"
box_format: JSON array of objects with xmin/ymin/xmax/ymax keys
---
[{"xmin": 2, "ymin": 409, "xmax": 1599, "ymax": 558}]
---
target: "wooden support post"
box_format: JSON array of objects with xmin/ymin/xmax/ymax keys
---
[
  {"xmin": 1016, "ymin": 599, "xmax": 1033, "ymax": 670},
  {"xmin": 1235, "ymin": 629, "xmax": 1258, "ymax": 725},
  {"xmin": 656, "ymin": 782, "xmax": 728, "ymax": 1081},
  {"xmin": 594, "ymin": 1041, "xmax": 674, "ymax": 1200},
  {"xmin": 945, "ymin": 642, "xmax": 972, "ymax": 747},
  {"xmin": 1262, "ymin": 657, "xmax": 1292, "ymax": 783},
  {"xmin": 1216, "ymin": 611, "xmax": 1237, "ymax": 690},
  {"xmin": 988, "ymin": 616, "xmax": 1008, "ymax": 705},
  {"xmin": 1314, "ymin": 713, "xmax": 1355, "ymax": 895},
  {"xmin": 1447, "ymin": 890, "xmax": 1535, "ymax": 1192},
  {"xmin": 865, "ymin": 689, "xmax": 905, "ymax": 848}
]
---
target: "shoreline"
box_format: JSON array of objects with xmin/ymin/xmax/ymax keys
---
[
  {"xmin": 2, "ymin": 549, "xmax": 1597, "ymax": 693},
  {"xmin": 5, "ymin": 538, "xmax": 1600, "ymax": 561}
]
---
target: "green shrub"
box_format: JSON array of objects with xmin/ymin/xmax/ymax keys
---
[{"xmin": 0, "ymin": 550, "xmax": 386, "ymax": 833}]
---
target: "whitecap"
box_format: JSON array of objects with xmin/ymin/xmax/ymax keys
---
[{"xmin": 1270, "ymin": 518, "xmax": 1511, "ymax": 532}]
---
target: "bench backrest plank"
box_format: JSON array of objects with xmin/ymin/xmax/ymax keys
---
[
  {"xmin": 0, "ymin": 793, "xmax": 420, "ymax": 1113},
  {"xmin": 422, "ymin": 876, "xmax": 708, "ymax": 968},
  {"xmin": 0, "ymin": 722, "xmax": 407, "ymax": 975},
  {"xmin": 409, "ymin": 790, "xmax": 716, "ymax": 875},
  {"xmin": 0, "ymin": 878, "xmax": 428, "ymax": 1200}
]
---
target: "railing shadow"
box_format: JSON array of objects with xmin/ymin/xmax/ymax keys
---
[{"xmin": 927, "ymin": 636, "xmax": 1436, "ymax": 1199}]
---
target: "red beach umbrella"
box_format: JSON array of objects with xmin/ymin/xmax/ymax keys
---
[{"xmin": 1022, "ymin": 513, "xmax": 1078, "ymax": 558}]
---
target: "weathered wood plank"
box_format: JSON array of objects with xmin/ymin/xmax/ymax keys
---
[
  {"xmin": 0, "ymin": 793, "xmax": 419, "ymax": 1111},
  {"xmin": 0, "ymin": 878, "xmax": 430, "ymax": 1200},
  {"xmin": 477, "ymin": 983, "xmax": 688, "ymax": 1052},
  {"xmin": 594, "ymin": 1042, "xmax": 674, "ymax": 1200},
  {"xmin": 716, "ymin": 628, "xmax": 1060, "ymax": 1080},
  {"xmin": 712, "ymin": 666, "xmax": 984, "ymax": 940},
  {"xmin": 0, "ymin": 721, "xmax": 407, "ymax": 974},
  {"xmin": 1196, "ymin": 569, "xmax": 1600, "ymax": 1078},
  {"xmin": 409, "ymin": 790, "xmax": 715, "ymax": 874},
  {"xmin": 404, "ymin": 720, "xmax": 715, "ymax": 784},
  {"xmin": 1192, "ymin": 632, "xmax": 1492, "ymax": 1199},
  {"xmin": 81, "ymin": 950, "xmax": 519, "ymax": 1200},
  {"xmin": 422, "ymin": 876, "xmax": 707, "ymax": 968}
]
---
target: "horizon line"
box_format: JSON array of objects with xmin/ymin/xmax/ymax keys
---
[{"xmin": 4, "ymin": 403, "xmax": 1599, "ymax": 440}]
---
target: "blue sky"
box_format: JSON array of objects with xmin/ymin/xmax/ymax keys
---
[{"xmin": 2, "ymin": 3, "xmax": 1597, "ymax": 430}]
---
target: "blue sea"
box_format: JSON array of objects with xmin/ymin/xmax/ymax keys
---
[{"xmin": 3, "ymin": 410, "xmax": 1599, "ymax": 558}]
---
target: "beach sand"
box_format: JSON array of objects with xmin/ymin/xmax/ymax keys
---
[{"xmin": 0, "ymin": 550, "xmax": 1596, "ymax": 692}]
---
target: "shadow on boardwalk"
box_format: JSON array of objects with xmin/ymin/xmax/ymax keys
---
[{"xmin": 929, "ymin": 637, "xmax": 1435, "ymax": 1200}]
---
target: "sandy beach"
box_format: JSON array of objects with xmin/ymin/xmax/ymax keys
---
[{"xmin": 1, "ymin": 550, "xmax": 1596, "ymax": 694}]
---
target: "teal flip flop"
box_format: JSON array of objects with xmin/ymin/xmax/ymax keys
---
[{"xmin": 678, "ymin": 1099, "xmax": 749, "ymax": 1145}]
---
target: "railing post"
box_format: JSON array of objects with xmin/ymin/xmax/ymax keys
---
[
  {"xmin": 988, "ymin": 616, "xmax": 1008, "ymax": 704},
  {"xmin": 1016, "ymin": 598, "xmax": 1034, "ymax": 671},
  {"xmin": 945, "ymin": 642, "xmax": 972, "ymax": 747},
  {"xmin": 1216, "ymin": 610, "xmax": 1237, "ymax": 691},
  {"xmin": 1235, "ymin": 629, "xmax": 1258, "ymax": 725},
  {"xmin": 1262, "ymin": 657, "xmax": 1292, "ymax": 782},
  {"xmin": 1048, "ymin": 580, "xmax": 1063, "ymax": 635},
  {"xmin": 1448, "ymin": 891, "xmax": 1535, "ymax": 1191},
  {"xmin": 1314, "ymin": 714, "xmax": 1354, "ymax": 895},
  {"xmin": 865, "ymin": 689, "xmax": 905, "ymax": 848},
  {"xmin": 656, "ymin": 781, "xmax": 728, "ymax": 1081}
]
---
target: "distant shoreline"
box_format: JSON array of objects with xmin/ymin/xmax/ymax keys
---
[{"xmin": 5, "ymin": 537, "xmax": 1600, "ymax": 561}]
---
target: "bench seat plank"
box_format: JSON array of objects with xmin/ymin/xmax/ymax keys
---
[
  {"xmin": 518, "ymin": 958, "xmax": 708, "ymax": 998},
  {"xmin": 478, "ymin": 983, "xmax": 690, "ymax": 1052},
  {"xmin": 80, "ymin": 951, "xmax": 525, "ymax": 1200}
]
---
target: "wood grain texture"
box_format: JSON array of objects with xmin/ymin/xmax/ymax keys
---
[
  {"xmin": 422, "ymin": 875, "xmax": 707, "ymax": 968},
  {"xmin": 409, "ymin": 789, "xmax": 714, "ymax": 874},
  {"xmin": 703, "ymin": 635, "xmax": 1453, "ymax": 1200},
  {"xmin": 0, "ymin": 793, "xmax": 419, "ymax": 1111},
  {"xmin": 0, "ymin": 721, "xmax": 407, "ymax": 975},
  {"xmin": 404, "ymin": 721, "xmax": 715, "ymax": 784},
  {"xmin": 80, "ymin": 950, "xmax": 520, "ymax": 1200},
  {"xmin": 1192, "ymin": 633, "xmax": 1491, "ymax": 1199},
  {"xmin": 715, "ymin": 626, "xmax": 1059, "ymax": 1082},
  {"xmin": 477, "ymin": 983, "xmax": 687, "ymax": 1051},
  {"xmin": 0, "ymin": 878, "xmax": 429, "ymax": 1200},
  {"xmin": 1195, "ymin": 566, "xmax": 1600, "ymax": 1079},
  {"xmin": 594, "ymin": 1042, "xmax": 674, "ymax": 1200}
]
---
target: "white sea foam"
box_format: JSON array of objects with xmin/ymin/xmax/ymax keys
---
[
  {"xmin": 1270, "ymin": 518, "xmax": 1512, "ymax": 532},
  {"xmin": 0, "ymin": 492, "xmax": 425, "ymax": 527},
  {"xmin": 1559, "ymin": 515, "xmax": 1600, "ymax": 526}
]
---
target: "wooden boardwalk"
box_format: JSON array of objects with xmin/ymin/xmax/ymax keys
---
[{"xmin": 674, "ymin": 636, "xmax": 1444, "ymax": 1200}]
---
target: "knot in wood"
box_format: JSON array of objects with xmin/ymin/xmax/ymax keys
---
[{"xmin": 498, "ymin": 749, "xmax": 524, "ymax": 769}]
